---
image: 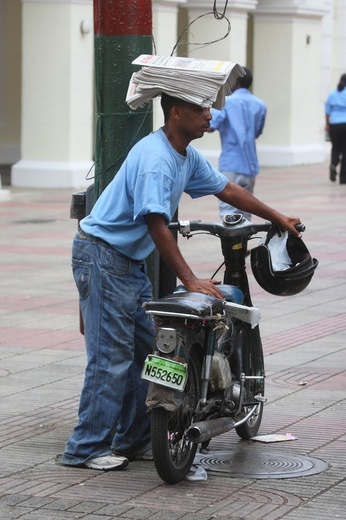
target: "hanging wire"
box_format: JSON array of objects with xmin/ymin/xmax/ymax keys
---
[
  {"xmin": 170, "ymin": 1, "xmax": 231, "ymax": 57},
  {"xmin": 85, "ymin": 162, "xmax": 95, "ymax": 181},
  {"xmin": 213, "ymin": 0, "xmax": 229, "ymax": 20}
]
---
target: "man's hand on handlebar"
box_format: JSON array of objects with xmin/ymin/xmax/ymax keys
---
[
  {"xmin": 146, "ymin": 214, "xmax": 225, "ymax": 300},
  {"xmin": 216, "ymin": 183, "xmax": 304, "ymax": 238},
  {"xmin": 184, "ymin": 278, "xmax": 225, "ymax": 299},
  {"xmin": 276, "ymin": 216, "xmax": 303, "ymax": 238}
]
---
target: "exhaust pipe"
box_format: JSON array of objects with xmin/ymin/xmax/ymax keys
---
[{"xmin": 187, "ymin": 406, "xmax": 258, "ymax": 443}]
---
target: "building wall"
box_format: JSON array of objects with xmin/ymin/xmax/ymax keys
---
[
  {"xmin": 183, "ymin": 0, "xmax": 257, "ymax": 165},
  {"xmin": 21, "ymin": 1, "xmax": 93, "ymax": 161},
  {"xmin": 0, "ymin": 0, "xmax": 21, "ymax": 169},
  {"xmin": 152, "ymin": 0, "xmax": 187, "ymax": 130},
  {"xmin": 332, "ymin": 0, "xmax": 346, "ymax": 84},
  {"xmin": 12, "ymin": 0, "xmax": 94, "ymax": 188},
  {"xmin": 1, "ymin": 0, "xmax": 346, "ymax": 187}
]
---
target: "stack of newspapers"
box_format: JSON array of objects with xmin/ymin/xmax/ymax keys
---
[{"xmin": 126, "ymin": 55, "xmax": 245, "ymax": 110}]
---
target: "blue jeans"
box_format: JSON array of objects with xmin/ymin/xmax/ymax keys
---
[
  {"xmin": 61, "ymin": 232, "xmax": 155, "ymax": 465},
  {"xmin": 219, "ymin": 171, "xmax": 255, "ymax": 221}
]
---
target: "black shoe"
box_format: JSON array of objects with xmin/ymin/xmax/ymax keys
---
[{"xmin": 330, "ymin": 165, "xmax": 337, "ymax": 182}]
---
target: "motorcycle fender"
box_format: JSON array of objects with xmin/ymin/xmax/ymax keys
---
[{"xmin": 146, "ymin": 382, "xmax": 184, "ymax": 412}]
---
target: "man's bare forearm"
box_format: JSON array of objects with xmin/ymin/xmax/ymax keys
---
[{"xmin": 216, "ymin": 182, "xmax": 301, "ymax": 236}]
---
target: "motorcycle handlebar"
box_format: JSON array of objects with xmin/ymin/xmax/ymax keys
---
[
  {"xmin": 295, "ymin": 223, "xmax": 305, "ymax": 233},
  {"xmin": 168, "ymin": 217, "xmax": 305, "ymax": 238}
]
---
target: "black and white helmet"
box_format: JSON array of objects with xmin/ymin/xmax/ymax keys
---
[{"xmin": 250, "ymin": 228, "xmax": 318, "ymax": 296}]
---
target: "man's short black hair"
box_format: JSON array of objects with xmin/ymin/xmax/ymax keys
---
[
  {"xmin": 160, "ymin": 92, "xmax": 187, "ymax": 122},
  {"xmin": 238, "ymin": 67, "xmax": 253, "ymax": 89}
]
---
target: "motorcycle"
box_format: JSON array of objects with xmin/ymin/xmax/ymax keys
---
[{"xmin": 141, "ymin": 214, "xmax": 307, "ymax": 484}]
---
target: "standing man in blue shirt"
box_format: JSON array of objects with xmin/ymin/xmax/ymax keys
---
[
  {"xmin": 210, "ymin": 67, "xmax": 267, "ymax": 220},
  {"xmin": 59, "ymin": 89, "xmax": 300, "ymax": 472}
]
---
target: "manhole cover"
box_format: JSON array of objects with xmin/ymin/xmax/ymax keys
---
[{"xmin": 199, "ymin": 449, "xmax": 329, "ymax": 479}]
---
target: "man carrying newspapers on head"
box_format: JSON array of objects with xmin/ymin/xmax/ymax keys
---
[{"xmin": 58, "ymin": 55, "xmax": 302, "ymax": 472}]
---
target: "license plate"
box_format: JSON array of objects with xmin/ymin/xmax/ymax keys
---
[{"xmin": 141, "ymin": 355, "xmax": 187, "ymax": 392}]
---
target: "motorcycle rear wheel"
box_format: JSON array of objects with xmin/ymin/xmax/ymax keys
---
[
  {"xmin": 231, "ymin": 322, "xmax": 265, "ymax": 440},
  {"xmin": 151, "ymin": 347, "xmax": 202, "ymax": 484}
]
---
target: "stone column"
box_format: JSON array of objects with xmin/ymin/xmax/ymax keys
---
[
  {"xmin": 152, "ymin": 0, "xmax": 187, "ymax": 129},
  {"xmin": 184, "ymin": 0, "xmax": 258, "ymax": 165},
  {"xmin": 0, "ymin": 0, "xmax": 21, "ymax": 170},
  {"xmin": 332, "ymin": 0, "xmax": 346, "ymax": 85},
  {"xmin": 253, "ymin": 0, "xmax": 327, "ymax": 166},
  {"xmin": 12, "ymin": 0, "xmax": 94, "ymax": 188},
  {"xmin": 184, "ymin": 0, "xmax": 258, "ymax": 63}
]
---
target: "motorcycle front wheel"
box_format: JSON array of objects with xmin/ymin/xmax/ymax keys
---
[
  {"xmin": 231, "ymin": 322, "xmax": 265, "ymax": 440},
  {"xmin": 151, "ymin": 346, "xmax": 202, "ymax": 484}
]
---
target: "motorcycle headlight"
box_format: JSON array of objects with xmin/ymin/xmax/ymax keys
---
[{"xmin": 156, "ymin": 328, "xmax": 177, "ymax": 353}]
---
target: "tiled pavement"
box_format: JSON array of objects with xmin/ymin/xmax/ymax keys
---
[{"xmin": 0, "ymin": 161, "xmax": 345, "ymax": 519}]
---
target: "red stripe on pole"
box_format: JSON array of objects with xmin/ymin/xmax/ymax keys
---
[{"xmin": 94, "ymin": 0, "xmax": 152, "ymax": 36}]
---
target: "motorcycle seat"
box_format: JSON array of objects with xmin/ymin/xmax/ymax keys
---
[
  {"xmin": 174, "ymin": 284, "xmax": 243, "ymax": 304},
  {"xmin": 144, "ymin": 285, "xmax": 244, "ymax": 318}
]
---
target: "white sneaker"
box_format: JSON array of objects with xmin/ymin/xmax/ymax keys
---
[{"xmin": 84, "ymin": 454, "xmax": 129, "ymax": 470}]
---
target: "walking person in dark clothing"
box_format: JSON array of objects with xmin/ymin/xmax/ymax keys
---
[{"xmin": 325, "ymin": 73, "xmax": 346, "ymax": 184}]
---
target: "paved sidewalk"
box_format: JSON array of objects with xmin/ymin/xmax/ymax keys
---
[{"xmin": 0, "ymin": 162, "xmax": 345, "ymax": 519}]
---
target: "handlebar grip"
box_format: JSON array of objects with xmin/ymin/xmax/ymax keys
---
[
  {"xmin": 168, "ymin": 222, "xmax": 180, "ymax": 230},
  {"xmin": 295, "ymin": 223, "xmax": 305, "ymax": 233}
]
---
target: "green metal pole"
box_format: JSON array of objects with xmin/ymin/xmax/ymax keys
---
[
  {"xmin": 93, "ymin": 0, "xmax": 153, "ymax": 198},
  {"xmin": 93, "ymin": 0, "xmax": 173, "ymax": 297}
]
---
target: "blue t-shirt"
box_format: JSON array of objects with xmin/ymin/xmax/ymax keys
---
[
  {"xmin": 81, "ymin": 128, "xmax": 228, "ymax": 260},
  {"xmin": 325, "ymin": 88, "xmax": 346, "ymax": 124},
  {"xmin": 210, "ymin": 88, "xmax": 266, "ymax": 176}
]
